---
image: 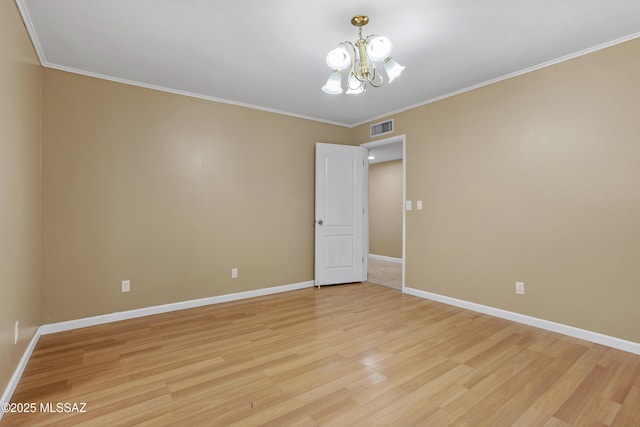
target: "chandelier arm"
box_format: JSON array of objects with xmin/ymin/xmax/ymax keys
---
[
  {"xmin": 345, "ymin": 42, "xmax": 365, "ymax": 89},
  {"xmin": 344, "ymin": 41, "xmax": 357, "ymax": 64},
  {"xmin": 345, "ymin": 41, "xmax": 358, "ymax": 74},
  {"xmin": 347, "ymin": 59, "xmax": 366, "ymax": 92},
  {"xmin": 367, "ymin": 62, "xmax": 384, "ymax": 87}
]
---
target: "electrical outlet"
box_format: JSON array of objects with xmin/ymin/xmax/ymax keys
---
[
  {"xmin": 516, "ymin": 281, "xmax": 525, "ymax": 295},
  {"xmin": 14, "ymin": 320, "xmax": 19, "ymax": 344},
  {"xmin": 121, "ymin": 280, "xmax": 130, "ymax": 292},
  {"xmin": 231, "ymin": 268, "xmax": 238, "ymax": 279}
]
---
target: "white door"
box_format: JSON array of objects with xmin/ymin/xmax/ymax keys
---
[{"xmin": 315, "ymin": 143, "xmax": 366, "ymax": 286}]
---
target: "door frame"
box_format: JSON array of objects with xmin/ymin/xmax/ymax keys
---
[{"xmin": 361, "ymin": 134, "xmax": 406, "ymax": 292}]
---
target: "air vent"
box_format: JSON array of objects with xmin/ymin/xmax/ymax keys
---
[{"xmin": 370, "ymin": 119, "xmax": 394, "ymax": 137}]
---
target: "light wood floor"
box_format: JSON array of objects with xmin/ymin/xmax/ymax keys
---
[{"xmin": 3, "ymin": 283, "xmax": 640, "ymax": 426}]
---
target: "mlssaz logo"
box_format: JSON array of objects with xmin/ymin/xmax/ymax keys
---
[{"xmin": 40, "ymin": 402, "xmax": 87, "ymax": 413}]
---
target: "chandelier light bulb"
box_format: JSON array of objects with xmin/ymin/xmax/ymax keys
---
[
  {"xmin": 322, "ymin": 70, "xmax": 343, "ymax": 94},
  {"xmin": 325, "ymin": 44, "xmax": 351, "ymax": 71},
  {"xmin": 366, "ymin": 35, "xmax": 392, "ymax": 61}
]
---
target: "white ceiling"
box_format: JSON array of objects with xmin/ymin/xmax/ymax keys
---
[
  {"xmin": 368, "ymin": 142, "xmax": 403, "ymax": 164},
  {"xmin": 17, "ymin": 0, "xmax": 640, "ymax": 127}
]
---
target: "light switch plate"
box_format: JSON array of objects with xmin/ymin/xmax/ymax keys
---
[
  {"xmin": 405, "ymin": 200, "xmax": 412, "ymax": 211},
  {"xmin": 417, "ymin": 200, "xmax": 423, "ymax": 210}
]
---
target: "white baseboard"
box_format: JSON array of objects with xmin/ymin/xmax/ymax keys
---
[
  {"xmin": 0, "ymin": 328, "xmax": 42, "ymax": 419},
  {"xmin": 369, "ymin": 254, "xmax": 403, "ymax": 264},
  {"xmin": 404, "ymin": 286, "xmax": 640, "ymax": 355},
  {"xmin": 40, "ymin": 280, "xmax": 315, "ymax": 335},
  {"xmin": 1, "ymin": 280, "xmax": 314, "ymax": 414}
]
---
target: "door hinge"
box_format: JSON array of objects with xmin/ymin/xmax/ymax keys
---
[{"xmin": 362, "ymin": 257, "xmax": 364, "ymax": 263}]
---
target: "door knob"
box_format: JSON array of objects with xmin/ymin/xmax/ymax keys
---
[{"xmin": 317, "ymin": 219, "xmax": 323, "ymax": 225}]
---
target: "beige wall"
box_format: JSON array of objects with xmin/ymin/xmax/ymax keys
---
[
  {"xmin": 41, "ymin": 69, "xmax": 352, "ymax": 323},
  {"xmin": 369, "ymin": 160, "xmax": 403, "ymax": 259},
  {"xmin": 353, "ymin": 38, "xmax": 640, "ymax": 342},
  {"xmin": 0, "ymin": 0, "xmax": 42, "ymax": 395}
]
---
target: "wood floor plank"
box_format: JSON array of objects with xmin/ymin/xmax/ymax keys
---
[{"xmin": 3, "ymin": 282, "xmax": 640, "ymax": 426}]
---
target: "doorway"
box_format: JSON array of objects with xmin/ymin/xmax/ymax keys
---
[{"xmin": 362, "ymin": 135, "xmax": 406, "ymax": 291}]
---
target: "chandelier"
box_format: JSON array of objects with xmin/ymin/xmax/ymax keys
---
[{"xmin": 322, "ymin": 15, "xmax": 405, "ymax": 95}]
